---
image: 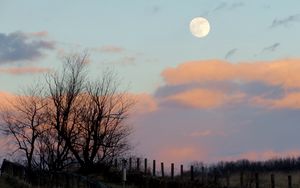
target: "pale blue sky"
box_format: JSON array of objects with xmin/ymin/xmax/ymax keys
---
[
  {"xmin": 1, "ymin": 0, "xmax": 300, "ymax": 93},
  {"xmin": 1, "ymin": 0, "xmax": 300, "ymax": 164}
]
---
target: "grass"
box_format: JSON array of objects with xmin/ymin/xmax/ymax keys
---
[
  {"xmin": 0, "ymin": 175, "xmax": 34, "ymax": 188},
  {"xmin": 214, "ymin": 171, "xmax": 300, "ymax": 188},
  {"xmin": 0, "ymin": 176, "xmax": 13, "ymax": 188}
]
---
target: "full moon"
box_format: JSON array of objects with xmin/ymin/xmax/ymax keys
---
[{"xmin": 189, "ymin": 17, "xmax": 210, "ymax": 38}]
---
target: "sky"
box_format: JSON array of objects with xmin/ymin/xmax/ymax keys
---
[{"xmin": 1, "ymin": 0, "xmax": 300, "ymax": 167}]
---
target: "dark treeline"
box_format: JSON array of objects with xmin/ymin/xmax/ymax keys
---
[{"xmin": 192, "ymin": 157, "xmax": 300, "ymax": 176}]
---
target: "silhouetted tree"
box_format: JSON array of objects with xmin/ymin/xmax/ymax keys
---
[
  {"xmin": 1, "ymin": 86, "xmax": 47, "ymax": 170},
  {"xmin": 1, "ymin": 52, "xmax": 133, "ymax": 172},
  {"xmin": 44, "ymin": 53, "xmax": 132, "ymax": 170}
]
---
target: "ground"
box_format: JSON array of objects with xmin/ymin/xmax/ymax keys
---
[{"xmin": 0, "ymin": 176, "xmax": 13, "ymax": 188}]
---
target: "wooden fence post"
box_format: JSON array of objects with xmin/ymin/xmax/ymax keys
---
[
  {"xmin": 129, "ymin": 158, "xmax": 132, "ymax": 171},
  {"xmin": 240, "ymin": 171, "xmax": 244, "ymax": 188},
  {"xmin": 214, "ymin": 168, "xmax": 217, "ymax": 185},
  {"xmin": 180, "ymin": 165, "xmax": 183, "ymax": 178},
  {"xmin": 152, "ymin": 160, "xmax": 156, "ymax": 176},
  {"xmin": 288, "ymin": 175, "xmax": 292, "ymax": 188},
  {"xmin": 255, "ymin": 173, "xmax": 259, "ymax": 188},
  {"xmin": 191, "ymin": 165, "xmax": 194, "ymax": 181},
  {"xmin": 226, "ymin": 171, "xmax": 230, "ymax": 188},
  {"xmin": 171, "ymin": 163, "xmax": 174, "ymax": 180},
  {"xmin": 201, "ymin": 166, "xmax": 204, "ymax": 184},
  {"xmin": 77, "ymin": 175, "xmax": 81, "ymax": 188},
  {"xmin": 114, "ymin": 159, "xmax": 118, "ymax": 168},
  {"xmin": 161, "ymin": 162, "xmax": 164, "ymax": 178},
  {"xmin": 271, "ymin": 174, "xmax": 275, "ymax": 188},
  {"xmin": 137, "ymin": 158, "xmax": 140, "ymax": 172},
  {"xmin": 144, "ymin": 158, "xmax": 147, "ymax": 174}
]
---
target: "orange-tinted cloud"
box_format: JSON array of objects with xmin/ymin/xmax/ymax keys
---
[
  {"xmin": 162, "ymin": 59, "xmax": 300, "ymax": 88},
  {"xmin": 127, "ymin": 93, "xmax": 158, "ymax": 114},
  {"xmin": 27, "ymin": 31, "xmax": 49, "ymax": 37},
  {"xmin": 96, "ymin": 45, "xmax": 124, "ymax": 53},
  {"xmin": 189, "ymin": 129, "xmax": 227, "ymax": 137},
  {"xmin": 158, "ymin": 146, "xmax": 208, "ymax": 164},
  {"xmin": 0, "ymin": 66, "xmax": 51, "ymax": 75},
  {"xmin": 0, "ymin": 91, "xmax": 17, "ymax": 109},
  {"xmin": 166, "ymin": 88, "xmax": 245, "ymax": 109},
  {"xmin": 253, "ymin": 92, "xmax": 300, "ymax": 109}
]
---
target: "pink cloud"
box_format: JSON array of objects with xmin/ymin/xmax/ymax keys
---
[
  {"xmin": 158, "ymin": 146, "xmax": 208, "ymax": 165},
  {"xmin": 189, "ymin": 130, "xmax": 227, "ymax": 137},
  {"xmin": 127, "ymin": 93, "xmax": 158, "ymax": 114},
  {"xmin": 27, "ymin": 31, "xmax": 49, "ymax": 37},
  {"xmin": 166, "ymin": 88, "xmax": 245, "ymax": 109},
  {"xmin": 0, "ymin": 91, "xmax": 17, "ymax": 109},
  {"xmin": 0, "ymin": 66, "xmax": 51, "ymax": 75},
  {"xmin": 162, "ymin": 59, "xmax": 300, "ymax": 88},
  {"xmin": 96, "ymin": 45, "xmax": 124, "ymax": 53}
]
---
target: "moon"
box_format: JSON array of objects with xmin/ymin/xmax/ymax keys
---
[{"xmin": 189, "ymin": 17, "xmax": 210, "ymax": 38}]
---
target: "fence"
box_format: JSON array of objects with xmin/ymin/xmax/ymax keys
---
[
  {"xmin": 1, "ymin": 159, "xmax": 108, "ymax": 188},
  {"xmin": 114, "ymin": 157, "xmax": 300, "ymax": 188},
  {"xmin": 2, "ymin": 158, "xmax": 300, "ymax": 188}
]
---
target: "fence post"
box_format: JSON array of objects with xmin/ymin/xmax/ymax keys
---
[
  {"xmin": 226, "ymin": 171, "xmax": 230, "ymax": 188},
  {"xmin": 129, "ymin": 158, "xmax": 132, "ymax": 171},
  {"xmin": 214, "ymin": 168, "xmax": 217, "ymax": 185},
  {"xmin": 161, "ymin": 162, "xmax": 164, "ymax": 178},
  {"xmin": 86, "ymin": 177, "xmax": 89, "ymax": 188},
  {"xmin": 152, "ymin": 160, "xmax": 156, "ymax": 176},
  {"xmin": 76, "ymin": 174, "xmax": 81, "ymax": 188},
  {"xmin": 137, "ymin": 158, "xmax": 140, "ymax": 172},
  {"xmin": 191, "ymin": 165, "xmax": 194, "ymax": 181},
  {"xmin": 201, "ymin": 166, "xmax": 204, "ymax": 184},
  {"xmin": 271, "ymin": 174, "xmax": 275, "ymax": 188},
  {"xmin": 255, "ymin": 173, "xmax": 259, "ymax": 188},
  {"xmin": 288, "ymin": 175, "xmax": 292, "ymax": 188},
  {"xmin": 240, "ymin": 171, "xmax": 244, "ymax": 188},
  {"xmin": 180, "ymin": 165, "xmax": 183, "ymax": 178},
  {"xmin": 144, "ymin": 158, "xmax": 147, "ymax": 174},
  {"xmin": 171, "ymin": 163, "xmax": 174, "ymax": 180},
  {"xmin": 66, "ymin": 173, "xmax": 70, "ymax": 188},
  {"xmin": 114, "ymin": 159, "xmax": 118, "ymax": 168}
]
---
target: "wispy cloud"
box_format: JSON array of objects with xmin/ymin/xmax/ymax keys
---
[
  {"xmin": 0, "ymin": 31, "xmax": 55, "ymax": 64},
  {"xmin": 158, "ymin": 145, "xmax": 208, "ymax": 164},
  {"xmin": 225, "ymin": 48, "xmax": 238, "ymax": 59},
  {"xmin": 128, "ymin": 93, "xmax": 158, "ymax": 114},
  {"xmin": 102, "ymin": 56, "xmax": 137, "ymax": 65},
  {"xmin": 213, "ymin": 2, "xmax": 244, "ymax": 12},
  {"xmin": 270, "ymin": 14, "xmax": 300, "ymax": 28},
  {"xmin": 151, "ymin": 5, "xmax": 160, "ymax": 14},
  {"xmin": 262, "ymin": 43, "xmax": 280, "ymax": 53},
  {"xmin": 0, "ymin": 66, "xmax": 51, "ymax": 75},
  {"xmin": 95, "ymin": 45, "xmax": 124, "ymax": 53},
  {"xmin": 26, "ymin": 31, "xmax": 49, "ymax": 37}
]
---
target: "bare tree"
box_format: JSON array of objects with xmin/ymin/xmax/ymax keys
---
[
  {"xmin": 1, "ymin": 86, "xmax": 47, "ymax": 170},
  {"xmin": 37, "ymin": 124, "xmax": 73, "ymax": 171},
  {"xmin": 45, "ymin": 53, "xmax": 133, "ymax": 170},
  {"xmin": 76, "ymin": 72, "xmax": 132, "ymax": 168},
  {"xmin": 1, "ymin": 52, "xmax": 133, "ymax": 171}
]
